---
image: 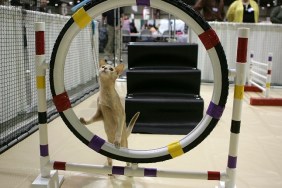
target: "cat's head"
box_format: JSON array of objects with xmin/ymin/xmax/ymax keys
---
[{"xmin": 98, "ymin": 59, "xmax": 124, "ymax": 81}]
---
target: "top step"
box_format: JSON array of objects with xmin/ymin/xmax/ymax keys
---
[{"xmin": 128, "ymin": 42, "xmax": 198, "ymax": 69}]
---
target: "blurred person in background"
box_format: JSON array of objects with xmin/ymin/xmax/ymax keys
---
[
  {"xmin": 102, "ymin": 8, "xmax": 124, "ymax": 61},
  {"xmin": 270, "ymin": 5, "xmax": 282, "ymax": 24},
  {"xmin": 193, "ymin": 0, "xmax": 225, "ymax": 21},
  {"xmin": 226, "ymin": 0, "xmax": 259, "ymax": 23}
]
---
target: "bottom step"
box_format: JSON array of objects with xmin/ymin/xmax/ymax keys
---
[{"xmin": 125, "ymin": 93, "xmax": 204, "ymax": 135}]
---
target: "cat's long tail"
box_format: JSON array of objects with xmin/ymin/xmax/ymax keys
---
[{"xmin": 126, "ymin": 112, "xmax": 140, "ymax": 138}]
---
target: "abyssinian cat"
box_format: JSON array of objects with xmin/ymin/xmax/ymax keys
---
[{"xmin": 80, "ymin": 59, "xmax": 139, "ymax": 166}]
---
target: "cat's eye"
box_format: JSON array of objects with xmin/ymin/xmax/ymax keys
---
[
  {"xmin": 109, "ymin": 68, "xmax": 114, "ymax": 71},
  {"xmin": 102, "ymin": 66, "xmax": 105, "ymax": 68}
]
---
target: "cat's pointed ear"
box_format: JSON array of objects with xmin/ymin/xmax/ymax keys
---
[
  {"xmin": 99, "ymin": 59, "xmax": 107, "ymax": 67},
  {"xmin": 115, "ymin": 64, "xmax": 124, "ymax": 75}
]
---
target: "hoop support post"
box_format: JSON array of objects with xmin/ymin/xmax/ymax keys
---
[
  {"xmin": 35, "ymin": 22, "xmax": 50, "ymax": 178},
  {"xmin": 222, "ymin": 28, "xmax": 249, "ymax": 188},
  {"xmin": 32, "ymin": 22, "xmax": 64, "ymax": 188}
]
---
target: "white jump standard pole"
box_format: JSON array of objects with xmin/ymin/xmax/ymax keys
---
[
  {"xmin": 32, "ymin": 22, "xmax": 64, "ymax": 188},
  {"xmin": 220, "ymin": 28, "xmax": 249, "ymax": 188},
  {"xmin": 265, "ymin": 53, "xmax": 273, "ymax": 98}
]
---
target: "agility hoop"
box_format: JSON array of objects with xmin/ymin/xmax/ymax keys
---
[{"xmin": 49, "ymin": 0, "xmax": 229, "ymax": 163}]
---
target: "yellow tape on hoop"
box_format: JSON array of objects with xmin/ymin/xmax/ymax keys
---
[
  {"xmin": 72, "ymin": 8, "xmax": 92, "ymax": 29},
  {"xmin": 168, "ymin": 141, "xmax": 184, "ymax": 158}
]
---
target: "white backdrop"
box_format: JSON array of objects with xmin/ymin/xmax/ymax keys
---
[{"xmin": 189, "ymin": 22, "xmax": 282, "ymax": 85}]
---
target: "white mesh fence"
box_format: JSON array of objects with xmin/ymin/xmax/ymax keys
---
[{"xmin": 0, "ymin": 6, "xmax": 99, "ymax": 153}]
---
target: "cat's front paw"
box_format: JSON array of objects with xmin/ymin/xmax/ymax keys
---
[
  {"xmin": 114, "ymin": 141, "xmax": 121, "ymax": 149},
  {"xmin": 80, "ymin": 118, "xmax": 86, "ymax": 125}
]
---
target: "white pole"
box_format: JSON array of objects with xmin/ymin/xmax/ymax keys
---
[
  {"xmin": 226, "ymin": 28, "xmax": 249, "ymax": 188},
  {"xmin": 248, "ymin": 51, "xmax": 254, "ymax": 85},
  {"xmin": 265, "ymin": 53, "xmax": 273, "ymax": 98},
  {"xmin": 35, "ymin": 22, "xmax": 50, "ymax": 178}
]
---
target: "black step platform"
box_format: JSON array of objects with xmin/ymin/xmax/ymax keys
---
[
  {"xmin": 125, "ymin": 94, "xmax": 204, "ymax": 135},
  {"xmin": 125, "ymin": 42, "xmax": 203, "ymax": 135},
  {"xmin": 128, "ymin": 42, "xmax": 198, "ymax": 69},
  {"xmin": 127, "ymin": 68, "xmax": 201, "ymax": 95}
]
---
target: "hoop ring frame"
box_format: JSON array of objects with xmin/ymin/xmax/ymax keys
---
[{"xmin": 50, "ymin": 0, "xmax": 229, "ymax": 163}]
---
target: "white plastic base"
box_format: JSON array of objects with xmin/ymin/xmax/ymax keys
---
[
  {"xmin": 216, "ymin": 181, "xmax": 237, "ymax": 188},
  {"xmin": 32, "ymin": 170, "xmax": 64, "ymax": 188}
]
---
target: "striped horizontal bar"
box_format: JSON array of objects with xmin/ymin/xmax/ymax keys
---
[
  {"xmin": 72, "ymin": 7, "xmax": 92, "ymax": 29},
  {"xmin": 228, "ymin": 156, "xmax": 237, "ymax": 168},
  {"xmin": 88, "ymin": 135, "xmax": 106, "ymax": 152},
  {"xmin": 136, "ymin": 0, "xmax": 150, "ymax": 6},
  {"xmin": 38, "ymin": 112, "xmax": 47, "ymax": 124},
  {"xmin": 206, "ymin": 102, "xmax": 224, "ymax": 119},
  {"xmin": 53, "ymin": 161, "xmax": 66, "ymax": 171},
  {"xmin": 236, "ymin": 38, "xmax": 248, "ymax": 63},
  {"xmin": 112, "ymin": 166, "xmax": 125, "ymax": 175},
  {"xmin": 231, "ymin": 120, "xmax": 241, "ymax": 134},
  {"xmin": 198, "ymin": 29, "xmax": 219, "ymax": 50},
  {"xmin": 208, "ymin": 171, "xmax": 220, "ymax": 180},
  {"xmin": 40, "ymin": 144, "xmax": 49, "ymax": 157},
  {"xmin": 35, "ymin": 31, "xmax": 45, "ymax": 55},
  {"xmin": 167, "ymin": 141, "xmax": 184, "ymax": 158},
  {"xmin": 234, "ymin": 85, "xmax": 244, "ymax": 100},
  {"xmin": 48, "ymin": 161, "xmax": 229, "ymax": 180},
  {"xmin": 53, "ymin": 91, "xmax": 71, "ymax": 112},
  {"xmin": 36, "ymin": 76, "xmax": 45, "ymax": 89},
  {"xmin": 144, "ymin": 168, "xmax": 157, "ymax": 177}
]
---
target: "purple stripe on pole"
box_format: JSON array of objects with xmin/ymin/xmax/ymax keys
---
[
  {"xmin": 206, "ymin": 102, "xmax": 225, "ymax": 119},
  {"xmin": 88, "ymin": 135, "xmax": 105, "ymax": 152},
  {"xmin": 40, "ymin": 145, "xmax": 49, "ymax": 157},
  {"xmin": 112, "ymin": 166, "xmax": 125, "ymax": 175},
  {"xmin": 268, "ymin": 56, "xmax": 272, "ymax": 61},
  {"xmin": 136, "ymin": 0, "xmax": 150, "ymax": 6},
  {"xmin": 144, "ymin": 168, "xmax": 157, "ymax": 177},
  {"xmin": 228, "ymin": 155, "xmax": 237, "ymax": 168}
]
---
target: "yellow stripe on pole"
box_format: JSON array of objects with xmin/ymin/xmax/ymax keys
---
[
  {"xmin": 37, "ymin": 76, "xmax": 45, "ymax": 89},
  {"xmin": 72, "ymin": 8, "xmax": 92, "ymax": 29},
  {"xmin": 168, "ymin": 141, "xmax": 184, "ymax": 158},
  {"xmin": 266, "ymin": 83, "xmax": 271, "ymax": 88},
  {"xmin": 234, "ymin": 85, "xmax": 244, "ymax": 100}
]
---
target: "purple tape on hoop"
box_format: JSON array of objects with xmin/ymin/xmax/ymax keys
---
[
  {"xmin": 88, "ymin": 135, "xmax": 106, "ymax": 152},
  {"xmin": 206, "ymin": 102, "xmax": 224, "ymax": 119},
  {"xmin": 136, "ymin": 0, "xmax": 150, "ymax": 6}
]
